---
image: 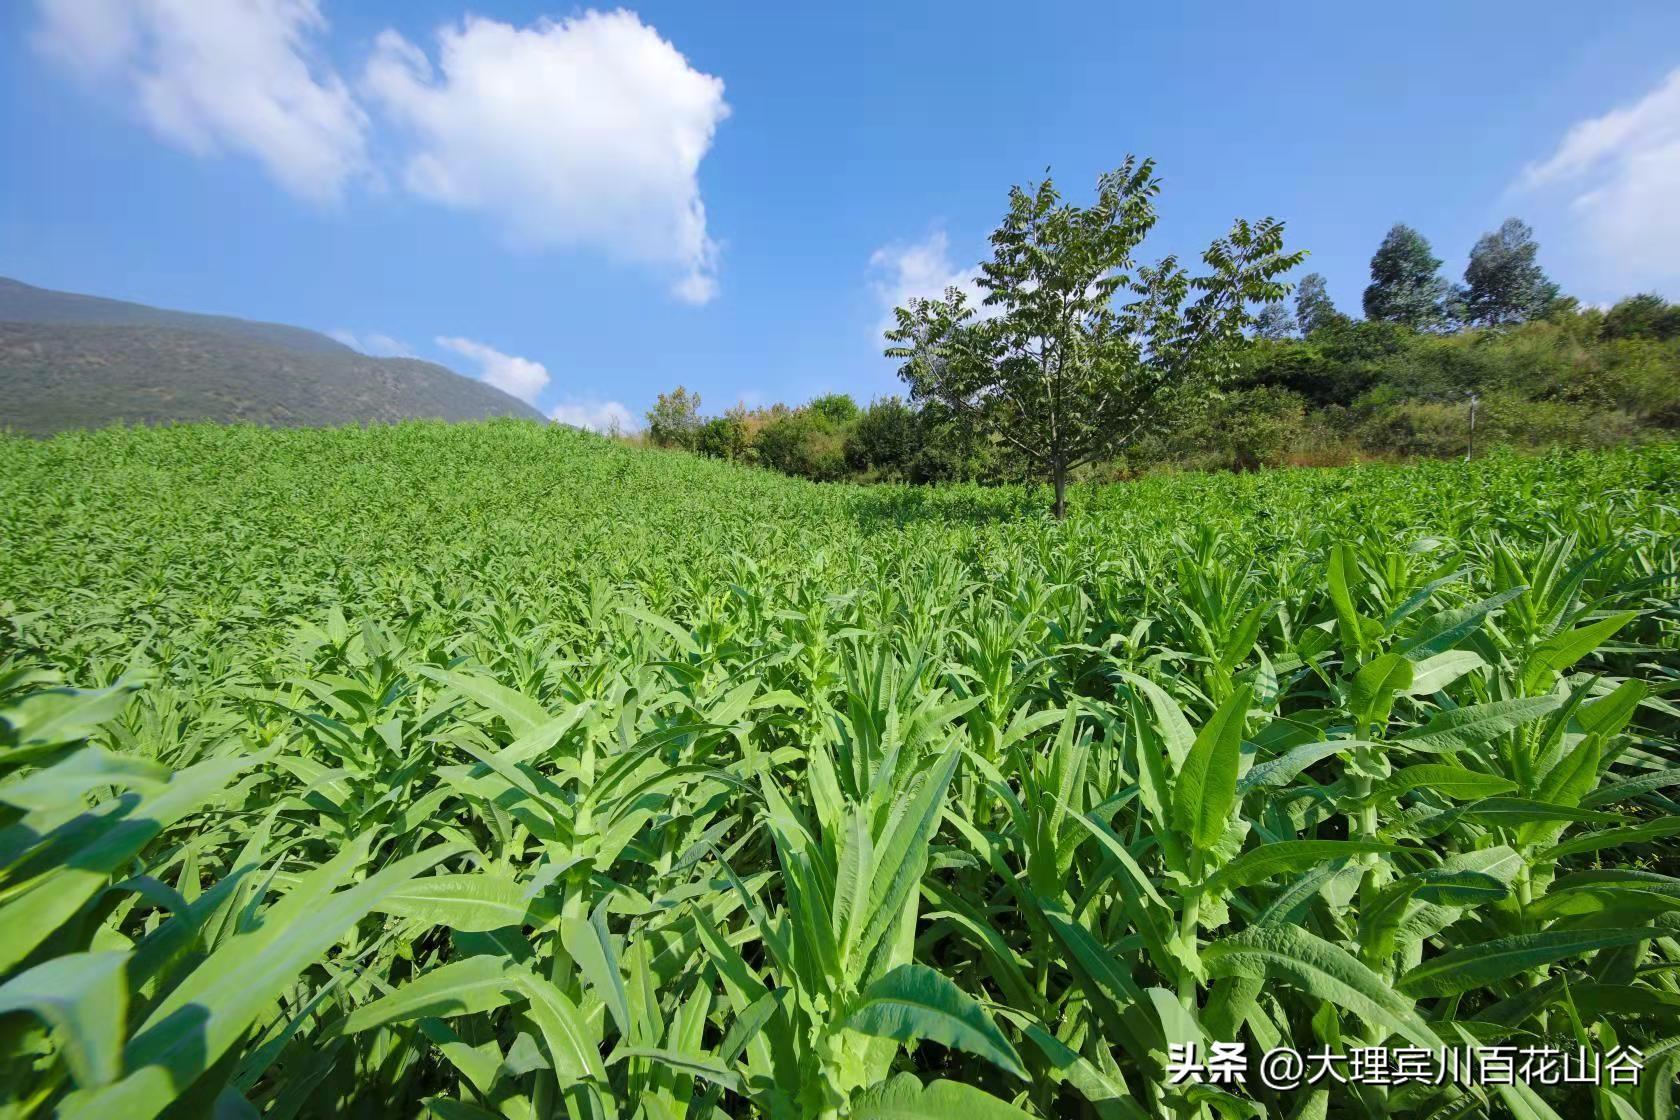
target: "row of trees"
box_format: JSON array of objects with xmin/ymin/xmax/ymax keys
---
[
  {"xmin": 637, "ymin": 161, "xmax": 1678, "ymax": 515},
  {"xmin": 645, "ymin": 387, "xmax": 992, "ymax": 484},
  {"xmin": 1268, "ymin": 219, "xmax": 1679, "ymax": 341}
]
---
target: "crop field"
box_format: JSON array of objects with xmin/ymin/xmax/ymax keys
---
[{"xmin": 1, "ymin": 419, "xmax": 1678, "ymax": 1119}]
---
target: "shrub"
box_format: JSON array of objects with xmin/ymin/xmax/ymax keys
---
[
  {"xmin": 1218, "ymin": 386, "xmax": 1307, "ymax": 470},
  {"xmin": 694, "ymin": 414, "xmax": 750, "ymax": 460},
  {"xmin": 1603, "ymin": 293, "xmax": 1680, "ymax": 341},
  {"xmin": 845, "ymin": 397, "xmax": 919, "ymax": 477},
  {"xmin": 754, "ymin": 409, "xmax": 849, "ymax": 480},
  {"xmin": 646, "ymin": 386, "xmax": 703, "ymax": 449}
]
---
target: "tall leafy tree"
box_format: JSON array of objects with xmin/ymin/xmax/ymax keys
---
[
  {"xmin": 646, "ymin": 386, "xmax": 702, "ymax": 449},
  {"xmin": 1253, "ymin": 301, "xmax": 1296, "ymax": 340},
  {"xmin": 1463, "ymin": 218, "xmax": 1559, "ymax": 325},
  {"xmin": 1363, "ymin": 223, "xmax": 1450, "ymax": 329},
  {"xmin": 885, "ymin": 158, "xmax": 1303, "ymax": 517},
  {"xmin": 1293, "ymin": 272, "xmax": 1342, "ymax": 335}
]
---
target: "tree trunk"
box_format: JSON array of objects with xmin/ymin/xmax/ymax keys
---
[{"xmin": 1051, "ymin": 462, "xmax": 1067, "ymax": 519}]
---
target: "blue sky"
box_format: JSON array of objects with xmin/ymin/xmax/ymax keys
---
[{"xmin": 4, "ymin": 2, "xmax": 1679, "ymax": 429}]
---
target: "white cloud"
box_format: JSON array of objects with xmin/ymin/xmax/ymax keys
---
[
  {"xmin": 435, "ymin": 335, "xmax": 549, "ymax": 404},
  {"xmin": 867, "ymin": 229, "xmax": 987, "ymax": 334},
  {"xmin": 364, "ymin": 11, "xmax": 729, "ymax": 303},
  {"xmin": 1518, "ymin": 68, "xmax": 1680, "ymax": 291},
  {"xmin": 33, "ymin": 0, "xmax": 369, "ymax": 204},
  {"xmin": 329, "ymin": 328, "xmax": 415, "ymax": 358},
  {"xmin": 550, "ymin": 399, "xmax": 635, "ymax": 434}
]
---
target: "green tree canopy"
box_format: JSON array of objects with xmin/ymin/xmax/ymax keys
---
[
  {"xmin": 845, "ymin": 396, "xmax": 919, "ymax": 476},
  {"xmin": 806, "ymin": 393, "xmax": 860, "ymax": 425},
  {"xmin": 1363, "ymin": 223, "xmax": 1451, "ymax": 330},
  {"xmin": 1253, "ymin": 301, "xmax": 1296, "ymax": 340},
  {"xmin": 885, "ymin": 158, "xmax": 1303, "ymax": 516},
  {"xmin": 1463, "ymin": 218, "xmax": 1559, "ymax": 326},
  {"xmin": 646, "ymin": 386, "xmax": 702, "ymax": 449},
  {"xmin": 1294, "ymin": 272, "xmax": 1343, "ymax": 336},
  {"xmin": 1602, "ymin": 293, "xmax": 1680, "ymax": 341},
  {"xmin": 693, "ymin": 413, "xmax": 749, "ymax": 460}
]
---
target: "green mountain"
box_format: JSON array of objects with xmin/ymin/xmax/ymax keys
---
[{"xmin": 0, "ymin": 277, "xmax": 545, "ymax": 434}]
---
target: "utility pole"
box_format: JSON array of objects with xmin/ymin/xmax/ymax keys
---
[{"xmin": 1465, "ymin": 392, "xmax": 1479, "ymax": 461}]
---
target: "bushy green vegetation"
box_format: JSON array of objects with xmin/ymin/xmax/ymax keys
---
[
  {"xmin": 1, "ymin": 420, "xmax": 1677, "ymax": 1117},
  {"xmin": 646, "ymin": 204, "xmax": 1678, "ymax": 486},
  {"xmin": 655, "ymin": 300, "xmax": 1680, "ymax": 485}
]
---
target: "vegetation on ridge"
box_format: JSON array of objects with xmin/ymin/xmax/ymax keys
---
[
  {"xmin": 643, "ymin": 186, "xmax": 1679, "ymax": 488},
  {"xmin": 0, "ymin": 277, "xmax": 544, "ymax": 434}
]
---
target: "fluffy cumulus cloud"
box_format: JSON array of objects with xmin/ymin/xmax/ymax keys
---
[
  {"xmin": 32, "ymin": 4, "xmax": 731, "ymax": 302},
  {"xmin": 33, "ymin": 0, "xmax": 369, "ymax": 204},
  {"xmin": 549, "ymin": 399, "xmax": 635, "ymax": 434},
  {"xmin": 328, "ymin": 328, "xmax": 415, "ymax": 358},
  {"xmin": 867, "ymin": 229, "xmax": 988, "ymax": 333},
  {"xmin": 435, "ymin": 336, "xmax": 550, "ymax": 404},
  {"xmin": 1518, "ymin": 68, "xmax": 1680, "ymax": 290},
  {"xmin": 364, "ymin": 11, "xmax": 730, "ymax": 303}
]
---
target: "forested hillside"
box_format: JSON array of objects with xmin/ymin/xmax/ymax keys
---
[{"xmin": 0, "ymin": 277, "xmax": 543, "ymax": 433}]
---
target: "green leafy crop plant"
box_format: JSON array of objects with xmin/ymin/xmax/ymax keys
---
[{"xmin": 0, "ymin": 419, "xmax": 1676, "ymax": 1119}]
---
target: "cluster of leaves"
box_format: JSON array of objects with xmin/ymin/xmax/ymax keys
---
[{"xmin": 0, "ymin": 420, "xmax": 1677, "ymax": 1118}]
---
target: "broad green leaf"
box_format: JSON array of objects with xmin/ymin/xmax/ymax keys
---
[
  {"xmin": 1237, "ymin": 740, "xmax": 1359, "ymax": 792},
  {"xmin": 1172, "ymin": 685, "xmax": 1251, "ymax": 852},
  {"xmin": 1013, "ymin": 1017, "xmax": 1149, "ymax": 1120},
  {"xmin": 1465, "ymin": 797, "xmax": 1623, "ymax": 828},
  {"xmin": 856, "ymin": 749, "xmax": 961, "ymax": 982},
  {"xmin": 1326, "ymin": 543, "xmax": 1368, "ymax": 655},
  {"xmin": 374, "ymin": 873, "xmax": 552, "ymax": 933},
  {"xmin": 508, "ymin": 970, "xmax": 608, "ymax": 1085},
  {"xmin": 341, "ymin": 955, "xmax": 522, "ymax": 1034},
  {"xmin": 1521, "ymin": 612, "xmax": 1636, "ymax": 692},
  {"xmin": 0, "ymin": 747, "xmax": 168, "ymax": 810},
  {"xmin": 1534, "ymin": 736, "xmax": 1600, "ymax": 809},
  {"xmin": 1542, "ymin": 818, "xmax": 1680, "ymax": 861},
  {"xmin": 416, "ymin": 667, "xmax": 552, "ymax": 737},
  {"xmin": 561, "ymin": 906, "xmax": 631, "ymax": 1039},
  {"xmin": 1395, "ymin": 588, "xmax": 1525, "ymax": 658},
  {"xmin": 1203, "ymin": 840, "xmax": 1401, "ymax": 895},
  {"xmin": 424, "ymin": 1099, "xmax": 505, "ymax": 1120},
  {"xmin": 609, "ymin": 1047, "xmax": 739, "ymax": 1090},
  {"xmin": 841, "ymin": 962, "xmax": 1026, "ymax": 1080},
  {"xmin": 1376, "ymin": 765, "xmax": 1517, "ymax": 802},
  {"xmin": 0, "ymin": 684, "xmax": 138, "ymax": 749},
  {"xmin": 849, "ymin": 1074, "xmax": 1037, "ymax": 1119},
  {"xmin": 1576, "ymin": 679, "xmax": 1647, "ymax": 740},
  {"xmin": 0, "ymin": 950, "xmax": 128, "ymax": 1088},
  {"xmin": 1401, "ymin": 650, "xmax": 1485, "ymax": 695},
  {"xmin": 1117, "ymin": 672, "xmax": 1195, "ymax": 769},
  {"xmin": 0, "ymin": 754, "xmax": 257, "ymax": 974},
  {"xmin": 1349, "ymin": 652, "xmax": 1412, "ymax": 731},
  {"xmin": 1397, "ymin": 695, "xmax": 1564, "ymax": 754},
  {"xmin": 1202, "ymin": 924, "xmax": 1438, "ymax": 1048},
  {"xmin": 1583, "ymin": 767, "xmax": 1680, "ymax": 809},
  {"xmin": 1398, "ymin": 927, "xmax": 1660, "ymax": 998}
]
